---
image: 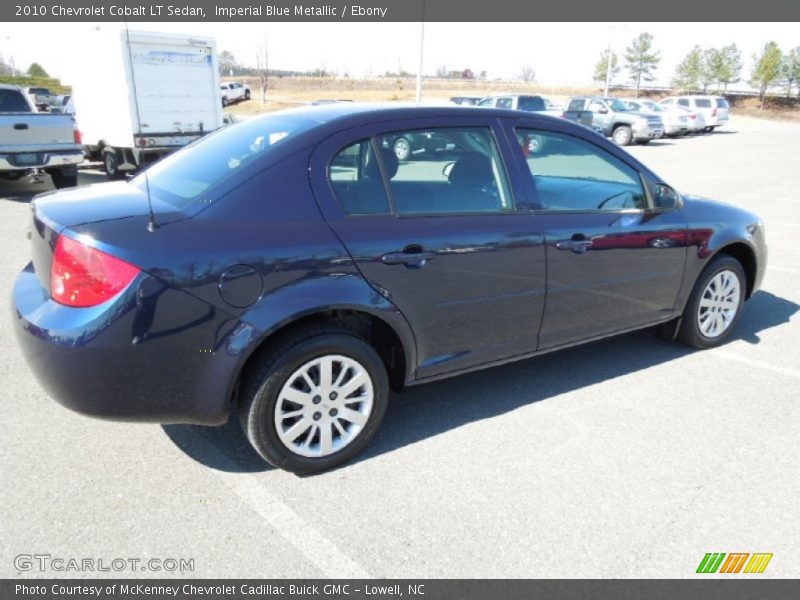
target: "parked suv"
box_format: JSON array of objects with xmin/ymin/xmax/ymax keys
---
[
  {"xmin": 565, "ymin": 97, "xmax": 664, "ymax": 145},
  {"xmin": 660, "ymin": 95, "xmax": 730, "ymax": 132}
]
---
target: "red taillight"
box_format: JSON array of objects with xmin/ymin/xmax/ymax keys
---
[
  {"xmin": 51, "ymin": 235, "xmax": 140, "ymax": 307},
  {"xmin": 73, "ymin": 127, "xmax": 82, "ymax": 144}
]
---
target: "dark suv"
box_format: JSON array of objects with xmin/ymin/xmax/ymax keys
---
[{"xmin": 13, "ymin": 105, "xmax": 766, "ymax": 473}]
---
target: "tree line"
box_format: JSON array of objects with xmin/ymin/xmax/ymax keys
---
[{"xmin": 593, "ymin": 33, "xmax": 800, "ymax": 107}]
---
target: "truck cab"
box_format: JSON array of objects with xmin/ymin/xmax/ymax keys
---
[{"xmin": 565, "ymin": 97, "xmax": 664, "ymax": 146}]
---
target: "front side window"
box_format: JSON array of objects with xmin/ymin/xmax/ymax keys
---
[
  {"xmin": 376, "ymin": 127, "xmax": 513, "ymax": 215},
  {"xmin": 678, "ymin": 99, "xmax": 690, "ymax": 107},
  {"xmin": 496, "ymin": 97, "xmax": 513, "ymax": 109},
  {"xmin": 515, "ymin": 129, "xmax": 647, "ymax": 211},
  {"xmin": 477, "ymin": 98, "xmax": 494, "ymax": 107},
  {"xmin": 567, "ymin": 99, "xmax": 585, "ymax": 111},
  {"xmin": 695, "ymin": 98, "xmax": 712, "ymax": 108},
  {"xmin": 329, "ymin": 140, "xmax": 392, "ymax": 215}
]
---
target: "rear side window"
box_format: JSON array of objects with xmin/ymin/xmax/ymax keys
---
[
  {"xmin": 329, "ymin": 140, "xmax": 392, "ymax": 215},
  {"xmin": 695, "ymin": 99, "xmax": 712, "ymax": 108},
  {"xmin": 678, "ymin": 99, "xmax": 690, "ymax": 107},
  {"xmin": 0, "ymin": 89, "xmax": 32, "ymax": 112},
  {"xmin": 496, "ymin": 97, "xmax": 512, "ymax": 109},
  {"xmin": 376, "ymin": 127, "xmax": 513, "ymax": 215},
  {"xmin": 515, "ymin": 129, "xmax": 647, "ymax": 211},
  {"xmin": 716, "ymin": 98, "xmax": 729, "ymax": 108},
  {"xmin": 134, "ymin": 112, "xmax": 317, "ymax": 210}
]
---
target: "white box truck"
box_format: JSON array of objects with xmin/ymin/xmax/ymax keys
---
[{"xmin": 68, "ymin": 28, "xmax": 223, "ymax": 179}]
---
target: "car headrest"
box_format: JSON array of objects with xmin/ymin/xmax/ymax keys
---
[
  {"xmin": 364, "ymin": 148, "xmax": 399, "ymax": 180},
  {"xmin": 448, "ymin": 153, "xmax": 493, "ymax": 187}
]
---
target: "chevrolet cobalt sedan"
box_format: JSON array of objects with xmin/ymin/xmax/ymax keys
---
[{"xmin": 13, "ymin": 105, "xmax": 766, "ymax": 473}]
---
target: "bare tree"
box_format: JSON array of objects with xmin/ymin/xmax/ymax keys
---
[
  {"xmin": 255, "ymin": 33, "xmax": 269, "ymax": 105},
  {"xmin": 519, "ymin": 64, "xmax": 536, "ymax": 83}
]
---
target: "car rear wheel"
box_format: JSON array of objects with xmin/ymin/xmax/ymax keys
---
[
  {"xmin": 244, "ymin": 90, "xmax": 251, "ymax": 100},
  {"xmin": 677, "ymin": 256, "xmax": 746, "ymax": 349},
  {"xmin": 103, "ymin": 149, "xmax": 126, "ymax": 181},
  {"xmin": 240, "ymin": 323, "xmax": 389, "ymax": 474},
  {"xmin": 612, "ymin": 125, "xmax": 633, "ymax": 146},
  {"xmin": 393, "ymin": 137, "xmax": 412, "ymax": 161}
]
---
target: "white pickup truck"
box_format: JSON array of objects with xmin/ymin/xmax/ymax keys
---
[
  {"xmin": 220, "ymin": 81, "xmax": 250, "ymax": 106},
  {"xmin": 0, "ymin": 84, "xmax": 83, "ymax": 188}
]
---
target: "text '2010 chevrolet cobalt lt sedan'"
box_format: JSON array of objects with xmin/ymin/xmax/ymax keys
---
[{"xmin": 13, "ymin": 104, "xmax": 766, "ymax": 473}]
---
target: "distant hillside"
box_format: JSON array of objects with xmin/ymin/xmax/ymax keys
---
[{"xmin": 0, "ymin": 75, "xmax": 71, "ymax": 94}]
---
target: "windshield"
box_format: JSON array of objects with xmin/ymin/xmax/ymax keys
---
[
  {"xmin": 133, "ymin": 113, "xmax": 318, "ymax": 210},
  {"xmin": 518, "ymin": 96, "xmax": 546, "ymax": 111}
]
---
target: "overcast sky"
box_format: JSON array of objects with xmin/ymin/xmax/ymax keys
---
[{"xmin": 2, "ymin": 22, "xmax": 798, "ymax": 89}]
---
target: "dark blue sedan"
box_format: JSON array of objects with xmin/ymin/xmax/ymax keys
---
[{"xmin": 12, "ymin": 104, "xmax": 767, "ymax": 473}]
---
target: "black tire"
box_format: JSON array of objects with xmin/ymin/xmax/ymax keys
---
[
  {"xmin": 222, "ymin": 97, "xmax": 228, "ymax": 107},
  {"xmin": 103, "ymin": 149, "xmax": 126, "ymax": 181},
  {"xmin": 677, "ymin": 255, "xmax": 746, "ymax": 349},
  {"xmin": 703, "ymin": 126, "xmax": 713, "ymax": 133},
  {"xmin": 636, "ymin": 139, "xmax": 651, "ymax": 145},
  {"xmin": 707, "ymin": 126, "xmax": 716, "ymax": 133},
  {"xmin": 244, "ymin": 90, "xmax": 251, "ymax": 100},
  {"xmin": 239, "ymin": 323, "xmax": 390, "ymax": 474},
  {"xmin": 611, "ymin": 125, "xmax": 633, "ymax": 146},
  {"xmin": 50, "ymin": 167, "xmax": 78, "ymax": 189}
]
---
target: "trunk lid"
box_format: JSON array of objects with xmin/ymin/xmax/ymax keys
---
[{"xmin": 29, "ymin": 181, "xmax": 185, "ymax": 292}]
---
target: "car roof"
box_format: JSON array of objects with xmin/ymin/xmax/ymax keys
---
[
  {"xmin": 267, "ymin": 102, "xmax": 548, "ymax": 124},
  {"xmin": 0, "ymin": 83, "xmax": 23, "ymax": 91}
]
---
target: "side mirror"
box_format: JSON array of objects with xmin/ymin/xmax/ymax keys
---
[{"xmin": 655, "ymin": 184, "xmax": 680, "ymax": 209}]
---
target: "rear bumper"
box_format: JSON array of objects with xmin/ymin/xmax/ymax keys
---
[
  {"xmin": 12, "ymin": 264, "xmax": 247, "ymax": 425},
  {"xmin": 0, "ymin": 150, "xmax": 83, "ymax": 172},
  {"xmin": 632, "ymin": 125, "xmax": 664, "ymax": 140}
]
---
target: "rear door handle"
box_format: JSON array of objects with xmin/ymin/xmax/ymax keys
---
[
  {"xmin": 381, "ymin": 245, "xmax": 435, "ymax": 268},
  {"xmin": 13, "ymin": 123, "xmax": 29, "ymax": 130},
  {"xmin": 556, "ymin": 238, "xmax": 593, "ymax": 253}
]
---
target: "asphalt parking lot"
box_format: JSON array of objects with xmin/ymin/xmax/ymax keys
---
[{"xmin": 1, "ymin": 116, "xmax": 798, "ymax": 579}]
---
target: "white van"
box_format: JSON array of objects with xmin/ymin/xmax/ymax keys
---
[{"xmin": 659, "ymin": 95, "xmax": 730, "ymax": 132}]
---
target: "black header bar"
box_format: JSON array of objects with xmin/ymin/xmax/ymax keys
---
[{"xmin": 3, "ymin": 0, "xmax": 800, "ymax": 22}]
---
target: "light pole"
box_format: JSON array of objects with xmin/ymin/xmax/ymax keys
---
[
  {"xmin": 603, "ymin": 44, "xmax": 613, "ymax": 97},
  {"xmin": 415, "ymin": 20, "xmax": 425, "ymax": 103}
]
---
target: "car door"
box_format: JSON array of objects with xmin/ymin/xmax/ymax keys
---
[
  {"xmin": 309, "ymin": 117, "xmax": 546, "ymax": 380},
  {"xmin": 505, "ymin": 120, "xmax": 689, "ymax": 350},
  {"xmin": 588, "ymin": 99, "xmax": 612, "ymax": 131}
]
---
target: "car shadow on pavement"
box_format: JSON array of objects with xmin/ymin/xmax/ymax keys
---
[
  {"xmin": 0, "ymin": 169, "xmax": 108, "ymax": 204},
  {"xmin": 162, "ymin": 289, "xmax": 797, "ymax": 475}
]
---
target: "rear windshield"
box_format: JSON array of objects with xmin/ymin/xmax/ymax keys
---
[
  {"xmin": 518, "ymin": 96, "xmax": 546, "ymax": 111},
  {"xmin": 695, "ymin": 99, "xmax": 712, "ymax": 108},
  {"xmin": 28, "ymin": 88, "xmax": 50, "ymax": 95},
  {"xmin": 133, "ymin": 113, "xmax": 318, "ymax": 210},
  {"xmin": 0, "ymin": 89, "xmax": 32, "ymax": 112},
  {"xmin": 716, "ymin": 98, "xmax": 729, "ymax": 108}
]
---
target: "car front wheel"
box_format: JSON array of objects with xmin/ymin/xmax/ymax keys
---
[
  {"xmin": 677, "ymin": 255, "xmax": 746, "ymax": 349},
  {"xmin": 240, "ymin": 323, "xmax": 389, "ymax": 474},
  {"xmin": 612, "ymin": 125, "xmax": 633, "ymax": 146}
]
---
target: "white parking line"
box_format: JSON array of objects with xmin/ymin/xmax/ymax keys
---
[
  {"xmin": 767, "ymin": 265, "xmax": 800, "ymax": 276},
  {"xmin": 710, "ymin": 349, "xmax": 800, "ymax": 381},
  {"xmin": 192, "ymin": 431, "xmax": 372, "ymax": 578}
]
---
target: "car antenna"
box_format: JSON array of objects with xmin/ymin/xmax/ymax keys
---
[{"xmin": 123, "ymin": 21, "xmax": 158, "ymax": 232}]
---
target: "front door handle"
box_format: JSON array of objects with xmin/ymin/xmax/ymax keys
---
[
  {"xmin": 555, "ymin": 238, "xmax": 593, "ymax": 254},
  {"xmin": 381, "ymin": 245, "xmax": 435, "ymax": 268}
]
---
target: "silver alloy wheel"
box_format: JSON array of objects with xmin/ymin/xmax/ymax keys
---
[
  {"xmin": 613, "ymin": 126, "xmax": 632, "ymax": 145},
  {"xmin": 394, "ymin": 138, "xmax": 411, "ymax": 160},
  {"xmin": 274, "ymin": 354, "xmax": 374, "ymax": 458},
  {"xmin": 697, "ymin": 269, "xmax": 741, "ymax": 338}
]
